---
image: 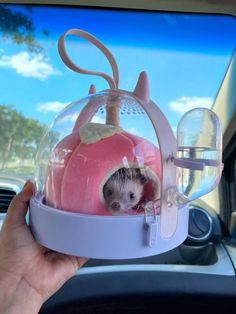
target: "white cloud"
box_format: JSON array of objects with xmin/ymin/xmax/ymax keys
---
[
  {"xmin": 0, "ymin": 51, "xmax": 60, "ymax": 80},
  {"xmin": 91, "ymin": 116, "xmax": 105, "ymax": 124},
  {"xmin": 126, "ymin": 127, "xmax": 141, "ymax": 136},
  {"xmin": 59, "ymin": 112, "xmax": 80, "ymax": 124},
  {"xmin": 37, "ymin": 101, "xmax": 70, "ymax": 113},
  {"xmin": 168, "ymin": 96, "xmax": 213, "ymax": 114},
  {"xmin": 59, "ymin": 114, "xmax": 105, "ymax": 125}
]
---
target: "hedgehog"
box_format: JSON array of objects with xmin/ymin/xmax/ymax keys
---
[{"xmin": 103, "ymin": 167, "xmax": 149, "ymax": 215}]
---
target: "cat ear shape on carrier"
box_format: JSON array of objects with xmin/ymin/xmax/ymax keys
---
[{"xmin": 30, "ymin": 29, "xmax": 223, "ymax": 259}]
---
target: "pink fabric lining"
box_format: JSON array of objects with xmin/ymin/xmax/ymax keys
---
[{"xmin": 45, "ymin": 131, "xmax": 161, "ymax": 215}]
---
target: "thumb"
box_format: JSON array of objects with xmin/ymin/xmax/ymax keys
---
[{"xmin": 4, "ymin": 180, "xmax": 34, "ymax": 228}]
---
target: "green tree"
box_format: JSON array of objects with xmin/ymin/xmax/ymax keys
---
[
  {"xmin": 0, "ymin": 4, "xmax": 48, "ymax": 53},
  {"xmin": 0, "ymin": 104, "xmax": 45, "ymax": 170}
]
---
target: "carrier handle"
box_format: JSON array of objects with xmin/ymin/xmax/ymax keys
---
[{"xmin": 58, "ymin": 28, "xmax": 119, "ymax": 89}]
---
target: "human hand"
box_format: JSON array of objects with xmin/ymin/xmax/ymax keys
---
[{"xmin": 0, "ymin": 181, "xmax": 87, "ymax": 314}]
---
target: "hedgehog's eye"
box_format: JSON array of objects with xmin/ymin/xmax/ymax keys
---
[
  {"xmin": 129, "ymin": 192, "xmax": 135, "ymax": 200},
  {"xmin": 107, "ymin": 189, "xmax": 113, "ymax": 196}
]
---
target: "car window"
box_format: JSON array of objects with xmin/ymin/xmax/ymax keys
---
[{"xmin": 0, "ymin": 4, "xmax": 235, "ymax": 182}]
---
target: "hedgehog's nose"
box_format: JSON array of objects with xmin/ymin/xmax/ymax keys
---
[{"xmin": 111, "ymin": 202, "xmax": 120, "ymax": 211}]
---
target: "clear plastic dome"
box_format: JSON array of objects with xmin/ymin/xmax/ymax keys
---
[
  {"xmin": 35, "ymin": 90, "xmax": 161, "ymax": 217},
  {"xmin": 29, "ymin": 28, "xmax": 215, "ymax": 259}
]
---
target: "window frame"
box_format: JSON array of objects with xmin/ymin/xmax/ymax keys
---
[{"xmin": 0, "ymin": 0, "xmax": 236, "ymax": 16}]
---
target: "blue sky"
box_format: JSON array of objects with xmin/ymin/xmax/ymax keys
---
[{"xmin": 0, "ymin": 5, "xmax": 236, "ymax": 141}]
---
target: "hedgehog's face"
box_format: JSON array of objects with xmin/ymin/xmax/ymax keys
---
[
  {"xmin": 103, "ymin": 179, "xmax": 143, "ymax": 214},
  {"xmin": 103, "ymin": 173, "xmax": 145, "ymax": 215}
]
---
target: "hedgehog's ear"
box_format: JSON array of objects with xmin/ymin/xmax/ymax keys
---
[
  {"xmin": 88, "ymin": 84, "xmax": 96, "ymax": 94},
  {"xmin": 133, "ymin": 71, "xmax": 150, "ymax": 102}
]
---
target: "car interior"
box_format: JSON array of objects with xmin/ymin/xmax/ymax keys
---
[{"xmin": 0, "ymin": 0, "xmax": 236, "ymax": 313}]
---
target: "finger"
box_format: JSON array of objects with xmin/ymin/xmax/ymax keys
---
[
  {"xmin": 68, "ymin": 255, "xmax": 88, "ymax": 273},
  {"xmin": 42, "ymin": 251, "xmax": 88, "ymax": 300},
  {"xmin": 61, "ymin": 255, "xmax": 88, "ymax": 279},
  {"xmin": 75, "ymin": 256, "xmax": 88, "ymax": 270},
  {"xmin": 46, "ymin": 251, "xmax": 88, "ymax": 271},
  {"xmin": 46, "ymin": 251, "xmax": 88, "ymax": 279},
  {"xmin": 4, "ymin": 180, "xmax": 34, "ymax": 227}
]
